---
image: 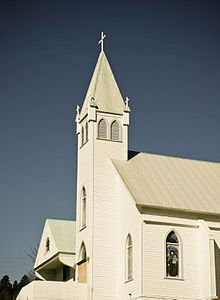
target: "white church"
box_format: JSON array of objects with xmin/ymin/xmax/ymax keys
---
[{"xmin": 17, "ymin": 35, "xmax": 220, "ymax": 300}]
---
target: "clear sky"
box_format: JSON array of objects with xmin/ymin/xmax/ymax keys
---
[{"xmin": 0, "ymin": 0, "xmax": 219, "ymax": 282}]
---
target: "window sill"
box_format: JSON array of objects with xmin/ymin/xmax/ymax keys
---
[
  {"xmin": 79, "ymin": 225, "xmax": 87, "ymax": 232},
  {"xmin": 125, "ymin": 278, "xmax": 133, "ymax": 283},
  {"xmin": 97, "ymin": 138, "xmax": 122, "ymax": 143},
  {"xmin": 164, "ymin": 276, "xmax": 184, "ymax": 281}
]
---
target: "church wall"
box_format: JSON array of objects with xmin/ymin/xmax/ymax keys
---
[
  {"xmin": 75, "ymin": 118, "xmax": 94, "ymax": 297},
  {"xmin": 76, "ymin": 112, "xmax": 129, "ymax": 300},
  {"xmin": 210, "ymin": 227, "xmax": 220, "ymax": 297},
  {"xmin": 91, "ymin": 118, "xmax": 127, "ymax": 300},
  {"xmin": 116, "ymin": 175, "xmax": 142, "ymax": 300},
  {"xmin": 197, "ymin": 220, "xmax": 213, "ymax": 299},
  {"xmin": 17, "ymin": 281, "xmax": 87, "ymax": 300},
  {"xmin": 142, "ymin": 218, "xmax": 201, "ymax": 299},
  {"xmin": 34, "ymin": 221, "xmax": 58, "ymax": 270}
]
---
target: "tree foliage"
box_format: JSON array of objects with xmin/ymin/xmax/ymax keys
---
[
  {"xmin": 0, "ymin": 274, "xmax": 30, "ymax": 300},
  {"xmin": 0, "ymin": 245, "xmax": 38, "ymax": 299}
]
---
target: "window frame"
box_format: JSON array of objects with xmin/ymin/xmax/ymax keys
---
[
  {"xmin": 85, "ymin": 122, "xmax": 88, "ymax": 143},
  {"xmin": 81, "ymin": 126, "xmax": 84, "ymax": 147},
  {"xmin": 77, "ymin": 242, "xmax": 87, "ymax": 283},
  {"xmin": 98, "ymin": 118, "xmax": 108, "ymax": 140},
  {"xmin": 125, "ymin": 234, "xmax": 133, "ymax": 282},
  {"xmin": 80, "ymin": 187, "xmax": 86, "ymax": 229},
  {"xmin": 110, "ymin": 120, "xmax": 120, "ymax": 141},
  {"xmin": 165, "ymin": 229, "xmax": 183, "ymax": 280},
  {"xmin": 45, "ymin": 237, "xmax": 50, "ymax": 253}
]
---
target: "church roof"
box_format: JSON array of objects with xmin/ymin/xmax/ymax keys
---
[
  {"xmin": 80, "ymin": 51, "xmax": 128, "ymax": 119},
  {"xmin": 112, "ymin": 152, "xmax": 220, "ymax": 215},
  {"xmin": 47, "ymin": 219, "xmax": 76, "ymax": 253}
]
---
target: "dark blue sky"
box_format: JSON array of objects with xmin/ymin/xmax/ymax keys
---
[{"xmin": 0, "ymin": 0, "xmax": 219, "ymax": 281}]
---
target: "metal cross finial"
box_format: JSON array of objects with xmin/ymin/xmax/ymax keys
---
[{"xmin": 98, "ymin": 32, "xmax": 106, "ymax": 52}]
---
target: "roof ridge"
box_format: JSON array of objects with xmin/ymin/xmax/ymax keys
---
[{"xmin": 133, "ymin": 151, "xmax": 220, "ymax": 164}]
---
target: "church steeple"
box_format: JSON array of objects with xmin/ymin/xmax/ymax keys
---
[
  {"xmin": 75, "ymin": 36, "xmax": 130, "ymax": 299},
  {"xmin": 75, "ymin": 34, "xmax": 130, "ymax": 161},
  {"xmin": 79, "ymin": 51, "xmax": 130, "ymax": 121}
]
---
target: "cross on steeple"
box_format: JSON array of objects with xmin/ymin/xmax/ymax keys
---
[{"xmin": 98, "ymin": 32, "xmax": 106, "ymax": 52}]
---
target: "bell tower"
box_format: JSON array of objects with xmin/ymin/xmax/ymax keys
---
[{"xmin": 75, "ymin": 33, "xmax": 130, "ymax": 300}]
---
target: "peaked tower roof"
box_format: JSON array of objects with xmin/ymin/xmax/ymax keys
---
[{"xmin": 80, "ymin": 51, "xmax": 128, "ymax": 119}]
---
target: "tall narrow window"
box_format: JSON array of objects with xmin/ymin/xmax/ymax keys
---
[
  {"xmin": 46, "ymin": 237, "xmax": 50, "ymax": 252},
  {"xmin": 126, "ymin": 234, "xmax": 133, "ymax": 281},
  {"xmin": 81, "ymin": 127, "xmax": 84, "ymax": 146},
  {"xmin": 78, "ymin": 243, "xmax": 87, "ymax": 283},
  {"xmin": 166, "ymin": 230, "xmax": 179, "ymax": 277},
  {"xmin": 81, "ymin": 187, "xmax": 86, "ymax": 228},
  {"xmin": 98, "ymin": 119, "xmax": 107, "ymax": 139},
  {"xmin": 111, "ymin": 120, "xmax": 120, "ymax": 141},
  {"xmin": 85, "ymin": 122, "xmax": 88, "ymax": 142}
]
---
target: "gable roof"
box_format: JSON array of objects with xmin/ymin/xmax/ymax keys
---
[
  {"xmin": 80, "ymin": 51, "xmax": 127, "ymax": 119},
  {"xmin": 112, "ymin": 152, "xmax": 220, "ymax": 215},
  {"xmin": 47, "ymin": 219, "xmax": 76, "ymax": 253}
]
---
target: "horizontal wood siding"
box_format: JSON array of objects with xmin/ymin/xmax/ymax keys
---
[{"xmin": 142, "ymin": 222, "xmax": 200, "ymax": 299}]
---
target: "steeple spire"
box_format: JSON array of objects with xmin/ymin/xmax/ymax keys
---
[
  {"xmin": 98, "ymin": 32, "xmax": 106, "ymax": 53},
  {"xmin": 77, "ymin": 33, "xmax": 130, "ymax": 121},
  {"xmin": 80, "ymin": 51, "xmax": 129, "ymax": 119}
]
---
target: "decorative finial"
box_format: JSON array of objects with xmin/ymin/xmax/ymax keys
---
[
  {"xmin": 76, "ymin": 105, "xmax": 80, "ymax": 115},
  {"xmin": 98, "ymin": 32, "xmax": 106, "ymax": 53},
  {"xmin": 125, "ymin": 97, "xmax": 129, "ymax": 107}
]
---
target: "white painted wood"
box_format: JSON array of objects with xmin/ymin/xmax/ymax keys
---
[
  {"xmin": 18, "ymin": 46, "xmax": 220, "ymax": 300},
  {"xmin": 34, "ymin": 221, "xmax": 58, "ymax": 270}
]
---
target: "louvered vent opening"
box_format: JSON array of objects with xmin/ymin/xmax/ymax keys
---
[
  {"xmin": 111, "ymin": 121, "xmax": 119, "ymax": 141},
  {"xmin": 98, "ymin": 119, "xmax": 107, "ymax": 139}
]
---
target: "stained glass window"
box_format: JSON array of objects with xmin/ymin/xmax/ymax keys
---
[{"xmin": 166, "ymin": 230, "xmax": 179, "ymax": 277}]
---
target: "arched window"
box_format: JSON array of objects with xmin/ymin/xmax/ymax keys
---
[
  {"xmin": 85, "ymin": 122, "xmax": 88, "ymax": 142},
  {"xmin": 78, "ymin": 243, "xmax": 87, "ymax": 283},
  {"xmin": 166, "ymin": 230, "xmax": 179, "ymax": 277},
  {"xmin": 81, "ymin": 126, "xmax": 84, "ymax": 146},
  {"xmin": 46, "ymin": 237, "xmax": 50, "ymax": 252},
  {"xmin": 98, "ymin": 119, "xmax": 107, "ymax": 139},
  {"xmin": 126, "ymin": 234, "xmax": 133, "ymax": 281},
  {"xmin": 81, "ymin": 187, "xmax": 86, "ymax": 228},
  {"xmin": 111, "ymin": 120, "xmax": 120, "ymax": 141}
]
